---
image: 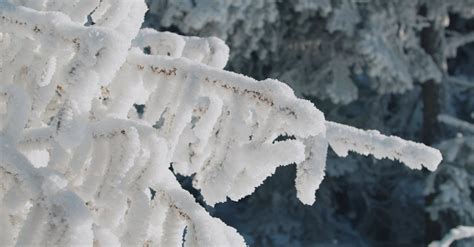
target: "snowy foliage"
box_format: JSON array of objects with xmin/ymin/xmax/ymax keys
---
[
  {"xmin": 0, "ymin": 0, "xmax": 443, "ymax": 246},
  {"xmin": 425, "ymin": 116, "xmax": 474, "ymax": 246},
  {"xmin": 146, "ymin": 0, "xmax": 474, "ymax": 245},
  {"xmin": 146, "ymin": 0, "xmax": 474, "ymax": 104},
  {"xmin": 429, "ymin": 225, "xmax": 474, "ymax": 247}
]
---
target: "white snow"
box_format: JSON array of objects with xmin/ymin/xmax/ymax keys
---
[
  {"xmin": 0, "ymin": 1, "xmax": 443, "ymax": 246},
  {"xmin": 429, "ymin": 225, "xmax": 474, "ymax": 247}
]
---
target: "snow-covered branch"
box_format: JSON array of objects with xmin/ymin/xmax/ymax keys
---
[
  {"xmin": 0, "ymin": 1, "xmax": 443, "ymax": 246},
  {"xmin": 446, "ymin": 75, "xmax": 474, "ymax": 88},
  {"xmin": 429, "ymin": 225, "xmax": 474, "ymax": 247},
  {"xmin": 438, "ymin": 114, "xmax": 474, "ymax": 133},
  {"xmin": 445, "ymin": 31, "xmax": 474, "ymax": 58},
  {"xmin": 325, "ymin": 121, "xmax": 442, "ymax": 171}
]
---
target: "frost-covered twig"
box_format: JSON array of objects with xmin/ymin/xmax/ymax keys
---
[
  {"xmin": 325, "ymin": 121, "xmax": 442, "ymax": 171},
  {"xmin": 445, "ymin": 31, "xmax": 474, "ymax": 58},
  {"xmin": 438, "ymin": 114, "xmax": 474, "ymax": 133},
  {"xmin": 446, "ymin": 76, "xmax": 474, "ymax": 88},
  {"xmin": 429, "ymin": 225, "xmax": 474, "ymax": 247}
]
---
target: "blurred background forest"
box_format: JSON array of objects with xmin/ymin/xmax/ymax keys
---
[{"xmin": 143, "ymin": 0, "xmax": 474, "ymax": 246}]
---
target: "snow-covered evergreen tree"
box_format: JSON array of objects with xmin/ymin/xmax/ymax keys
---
[
  {"xmin": 146, "ymin": 0, "xmax": 474, "ymax": 246},
  {"xmin": 0, "ymin": 0, "xmax": 443, "ymax": 246},
  {"xmin": 146, "ymin": 0, "xmax": 474, "ymax": 104}
]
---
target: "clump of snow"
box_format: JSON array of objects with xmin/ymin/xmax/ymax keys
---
[{"xmin": 429, "ymin": 225, "xmax": 474, "ymax": 247}]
